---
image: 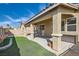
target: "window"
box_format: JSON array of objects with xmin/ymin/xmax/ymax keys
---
[
  {"xmin": 40, "ymin": 25, "xmax": 45, "ymax": 30},
  {"xmin": 67, "ymin": 17, "xmax": 76, "ymax": 31},
  {"xmin": 61, "ymin": 20, "xmax": 65, "ymax": 31}
]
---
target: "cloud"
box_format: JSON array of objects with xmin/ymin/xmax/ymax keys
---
[
  {"xmin": 26, "ymin": 9, "xmax": 35, "ymax": 18},
  {"xmin": 4, "ymin": 9, "xmax": 35, "ymax": 24},
  {"xmin": 4, "ymin": 15, "xmax": 14, "ymax": 22},
  {"xmin": 0, "ymin": 15, "xmax": 29, "ymax": 28},
  {"xmin": 4, "ymin": 15, "xmax": 28, "ymax": 23},
  {"xmin": 0, "ymin": 21, "xmax": 11, "ymax": 25}
]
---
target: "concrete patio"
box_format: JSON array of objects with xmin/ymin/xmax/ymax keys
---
[
  {"xmin": 62, "ymin": 43, "xmax": 79, "ymax": 56},
  {"xmin": 26, "ymin": 35, "xmax": 75, "ymax": 55}
]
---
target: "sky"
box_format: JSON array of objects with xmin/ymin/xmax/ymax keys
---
[{"xmin": 0, "ymin": 3, "xmax": 49, "ymax": 28}]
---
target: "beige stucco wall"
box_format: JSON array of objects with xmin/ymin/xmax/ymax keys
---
[
  {"xmin": 58, "ymin": 6, "xmax": 75, "ymax": 13},
  {"xmin": 20, "ymin": 23, "xmax": 32, "ymax": 35},
  {"xmin": 10, "ymin": 29, "xmax": 24, "ymax": 36},
  {"xmin": 34, "ymin": 18, "xmax": 52, "ymax": 37},
  {"xmin": 25, "ymin": 24, "xmax": 32, "ymax": 35}
]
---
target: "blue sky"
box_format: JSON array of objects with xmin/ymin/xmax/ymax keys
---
[{"xmin": 0, "ymin": 3, "xmax": 48, "ymax": 28}]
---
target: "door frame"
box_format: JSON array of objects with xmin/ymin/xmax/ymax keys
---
[{"xmin": 39, "ymin": 24, "xmax": 45, "ymax": 36}]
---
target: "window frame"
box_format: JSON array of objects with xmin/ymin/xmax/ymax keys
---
[
  {"xmin": 40, "ymin": 24, "xmax": 45, "ymax": 30},
  {"xmin": 61, "ymin": 20, "xmax": 65, "ymax": 31},
  {"xmin": 67, "ymin": 17, "xmax": 76, "ymax": 31}
]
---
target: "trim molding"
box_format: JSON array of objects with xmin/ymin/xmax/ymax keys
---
[{"xmin": 51, "ymin": 34, "xmax": 63, "ymax": 37}]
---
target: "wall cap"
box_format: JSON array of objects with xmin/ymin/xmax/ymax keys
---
[{"xmin": 51, "ymin": 34, "xmax": 63, "ymax": 37}]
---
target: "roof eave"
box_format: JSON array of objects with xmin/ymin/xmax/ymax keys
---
[{"xmin": 24, "ymin": 3, "xmax": 78, "ymax": 25}]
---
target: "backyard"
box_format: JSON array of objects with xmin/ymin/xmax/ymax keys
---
[{"xmin": 0, "ymin": 36, "xmax": 55, "ymax": 56}]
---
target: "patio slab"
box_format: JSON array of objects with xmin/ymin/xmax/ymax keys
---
[
  {"xmin": 26, "ymin": 35, "xmax": 74, "ymax": 55},
  {"xmin": 62, "ymin": 43, "xmax": 79, "ymax": 56}
]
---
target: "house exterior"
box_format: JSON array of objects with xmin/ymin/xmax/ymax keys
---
[{"xmin": 21, "ymin": 3, "xmax": 79, "ymax": 55}]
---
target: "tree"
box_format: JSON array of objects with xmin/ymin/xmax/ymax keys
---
[{"xmin": 6, "ymin": 24, "xmax": 14, "ymax": 29}]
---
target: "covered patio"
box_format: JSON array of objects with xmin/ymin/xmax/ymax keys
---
[{"xmin": 25, "ymin": 13, "xmax": 77, "ymax": 55}]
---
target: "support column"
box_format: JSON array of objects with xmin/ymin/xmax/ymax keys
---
[
  {"xmin": 65, "ymin": 19, "xmax": 67, "ymax": 32},
  {"xmin": 23, "ymin": 25, "xmax": 27, "ymax": 36},
  {"xmin": 51, "ymin": 13, "xmax": 62, "ymax": 51},
  {"xmin": 75, "ymin": 13, "xmax": 79, "ymax": 42},
  {"xmin": 30, "ymin": 24, "xmax": 35, "ymax": 39},
  {"xmin": 23, "ymin": 27, "xmax": 26, "ymax": 36}
]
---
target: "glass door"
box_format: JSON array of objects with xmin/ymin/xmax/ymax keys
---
[{"xmin": 40, "ymin": 25, "xmax": 45, "ymax": 37}]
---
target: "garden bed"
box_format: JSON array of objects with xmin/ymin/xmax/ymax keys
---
[{"xmin": 0, "ymin": 37, "xmax": 10, "ymax": 47}]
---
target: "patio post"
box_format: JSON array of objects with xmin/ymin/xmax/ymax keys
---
[
  {"xmin": 51, "ymin": 13, "xmax": 63, "ymax": 51},
  {"xmin": 30, "ymin": 24, "xmax": 35, "ymax": 39},
  {"xmin": 75, "ymin": 13, "xmax": 79, "ymax": 42},
  {"xmin": 23, "ymin": 26, "xmax": 26, "ymax": 36},
  {"xmin": 65, "ymin": 19, "xmax": 67, "ymax": 32}
]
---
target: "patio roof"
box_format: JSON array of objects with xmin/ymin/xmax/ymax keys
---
[{"xmin": 24, "ymin": 3, "xmax": 79, "ymax": 25}]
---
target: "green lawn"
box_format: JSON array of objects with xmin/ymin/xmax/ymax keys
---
[{"xmin": 0, "ymin": 36, "xmax": 55, "ymax": 56}]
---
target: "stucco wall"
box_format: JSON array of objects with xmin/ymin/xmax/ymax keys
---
[
  {"xmin": 25, "ymin": 24, "xmax": 32, "ymax": 35},
  {"xmin": 58, "ymin": 6, "xmax": 75, "ymax": 13},
  {"xmin": 34, "ymin": 18, "xmax": 52, "ymax": 37},
  {"xmin": 10, "ymin": 29, "xmax": 24, "ymax": 36}
]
